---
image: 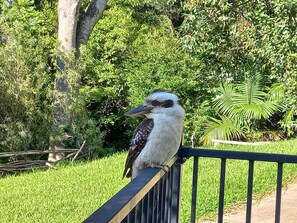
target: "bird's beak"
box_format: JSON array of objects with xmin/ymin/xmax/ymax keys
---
[{"xmin": 125, "ymin": 105, "xmax": 153, "ymax": 117}]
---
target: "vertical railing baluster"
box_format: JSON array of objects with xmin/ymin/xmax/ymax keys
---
[
  {"xmin": 275, "ymin": 162, "xmax": 283, "ymax": 223},
  {"xmin": 170, "ymin": 162, "xmax": 182, "ymax": 223},
  {"xmin": 168, "ymin": 166, "xmax": 173, "ymax": 221},
  {"xmin": 155, "ymin": 181, "xmax": 160, "ymax": 222},
  {"xmin": 135, "ymin": 205, "xmax": 139, "ymax": 222},
  {"xmin": 160, "ymin": 176, "xmax": 165, "ymax": 223},
  {"xmin": 127, "ymin": 208, "xmax": 135, "ymax": 223},
  {"xmin": 162, "ymin": 174, "xmax": 167, "ymax": 222},
  {"xmin": 147, "ymin": 190, "xmax": 152, "ymax": 223},
  {"xmin": 136, "ymin": 204, "xmax": 142, "ymax": 222},
  {"xmin": 142, "ymin": 194, "xmax": 148, "ymax": 223},
  {"xmin": 191, "ymin": 157, "xmax": 199, "ymax": 223},
  {"xmin": 218, "ymin": 158, "xmax": 226, "ymax": 223},
  {"xmin": 150, "ymin": 186, "xmax": 155, "ymax": 223},
  {"xmin": 158, "ymin": 177, "xmax": 163, "ymax": 223},
  {"xmin": 164, "ymin": 170, "xmax": 169, "ymax": 223},
  {"xmin": 246, "ymin": 160, "xmax": 254, "ymax": 223}
]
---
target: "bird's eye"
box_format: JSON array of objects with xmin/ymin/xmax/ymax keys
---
[{"xmin": 151, "ymin": 100, "xmax": 161, "ymax": 106}]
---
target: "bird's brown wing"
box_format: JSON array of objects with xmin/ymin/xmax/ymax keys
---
[{"xmin": 122, "ymin": 118, "xmax": 154, "ymax": 178}]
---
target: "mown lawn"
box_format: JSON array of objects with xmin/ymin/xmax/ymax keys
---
[{"xmin": 1, "ymin": 139, "xmax": 297, "ymax": 223}]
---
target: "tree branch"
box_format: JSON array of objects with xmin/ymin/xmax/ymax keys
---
[
  {"xmin": 7, "ymin": 0, "xmax": 13, "ymax": 8},
  {"xmin": 76, "ymin": 0, "xmax": 108, "ymax": 50}
]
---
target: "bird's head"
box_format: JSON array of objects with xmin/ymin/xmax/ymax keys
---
[{"xmin": 125, "ymin": 90, "xmax": 185, "ymax": 118}]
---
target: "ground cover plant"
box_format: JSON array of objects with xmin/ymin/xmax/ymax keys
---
[{"xmin": 1, "ymin": 139, "xmax": 297, "ymax": 222}]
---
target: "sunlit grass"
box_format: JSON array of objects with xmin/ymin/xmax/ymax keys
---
[
  {"xmin": 0, "ymin": 154, "xmax": 130, "ymax": 223},
  {"xmin": 1, "ymin": 139, "xmax": 297, "ymax": 222}
]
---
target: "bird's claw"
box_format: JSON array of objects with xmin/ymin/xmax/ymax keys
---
[{"xmin": 146, "ymin": 163, "xmax": 170, "ymax": 173}]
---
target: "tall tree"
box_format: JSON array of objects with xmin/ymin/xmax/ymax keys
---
[{"xmin": 49, "ymin": 0, "xmax": 108, "ymax": 161}]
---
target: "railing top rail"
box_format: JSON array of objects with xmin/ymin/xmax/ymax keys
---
[
  {"xmin": 180, "ymin": 146, "xmax": 297, "ymax": 164},
  {"xmin": 83, "ymin": 157, "xmax": 177, "ymax": 223}
]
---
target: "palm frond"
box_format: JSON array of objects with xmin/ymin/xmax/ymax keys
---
[
  {"xmin": 236, "ymin": 101, "xmax": 280, "ymax": 120},
  {"xmin": 213, "ymin": 84, "xmax": 239, "ymax": 118},
  {"xmin": 213, "ymin": 78, "xmax": 281, "ymax": 121},
  {"xmin": 200, "ymin": 116, "xmax": 245, "ymax": 145},
  {"xmin": 236, "ymin": 78, "xmax": 266, "ymax": 105}
]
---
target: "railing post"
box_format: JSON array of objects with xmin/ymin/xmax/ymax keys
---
[
  {"xmin": 246, "ymin": 160, "xmax": 254, "ymax": 223},
  {"xmin": 218, "ymin": 158, "xmax": 226, "ymax": 223},
  {"xmin": 275, "ymin": 162, "xmax": 283, "ymax": 223},
  {"xmin": 190, "ymin": 157, "xmax": 199, "ymax": 223}
]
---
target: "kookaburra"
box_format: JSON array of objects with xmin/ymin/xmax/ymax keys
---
[{"xmin": 123, "ymin": 90, "xmax": 185, "ymax": 180}]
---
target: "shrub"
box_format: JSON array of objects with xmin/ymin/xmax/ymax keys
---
[{"xmin": 0, "ymin": 2, "xmax": 56, "ymax": 152}]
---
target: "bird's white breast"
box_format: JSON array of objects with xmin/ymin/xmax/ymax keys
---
[{"xmin": 133, "ymin": 114, "xmax": 183, "ymax": 170}]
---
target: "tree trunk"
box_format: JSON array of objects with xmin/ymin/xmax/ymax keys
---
[{"xmin": 49, "ymin": 0, "xmax": 108, "ymax": 162}]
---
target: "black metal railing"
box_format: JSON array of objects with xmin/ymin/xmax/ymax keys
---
[
  {"xmin": 83, "ymin": 146, "xmax": 297, "ymax": 223},
  {"xmin": 83, "ymin": 157, "xmax": 182, "ymax": 223},
  {"xmin": 179, "ymin": 146, "xmax": 297, "ymax": 223}
]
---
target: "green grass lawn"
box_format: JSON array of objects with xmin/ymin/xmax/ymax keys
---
[{"xmin": 1, "ymin": 139, "xmax": 297, "ymax": 223}]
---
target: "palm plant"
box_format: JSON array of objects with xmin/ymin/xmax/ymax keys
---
[
  {"xmin": 201, "ymin": 77, "xmax": 281, "ymax": 145},
  {"xmin": 201, "ymin": 116, "xmax": 245, "ymax": 145}
]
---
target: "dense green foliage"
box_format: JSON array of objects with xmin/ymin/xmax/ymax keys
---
[
  {"xmin": 0, "ymin": 0, "xmax": 296, "ymax": 155},
  {"xmin": 0, "ymin": 1, "xmax": 56, "ymax": 152},
  {"xmin": 180, "ymin": 0, "xmax": 297, "ymax": 141},
  {"xmin": 181, "ymin": 0, "xmax": 297, "ymax": 83},
  {"xmin": 1, "ymin": 139, "xmax": 297, "ymax": 222},
  {"xmin": 82, "ymin": 1, "xmax": 213, "ymax": 149}
]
